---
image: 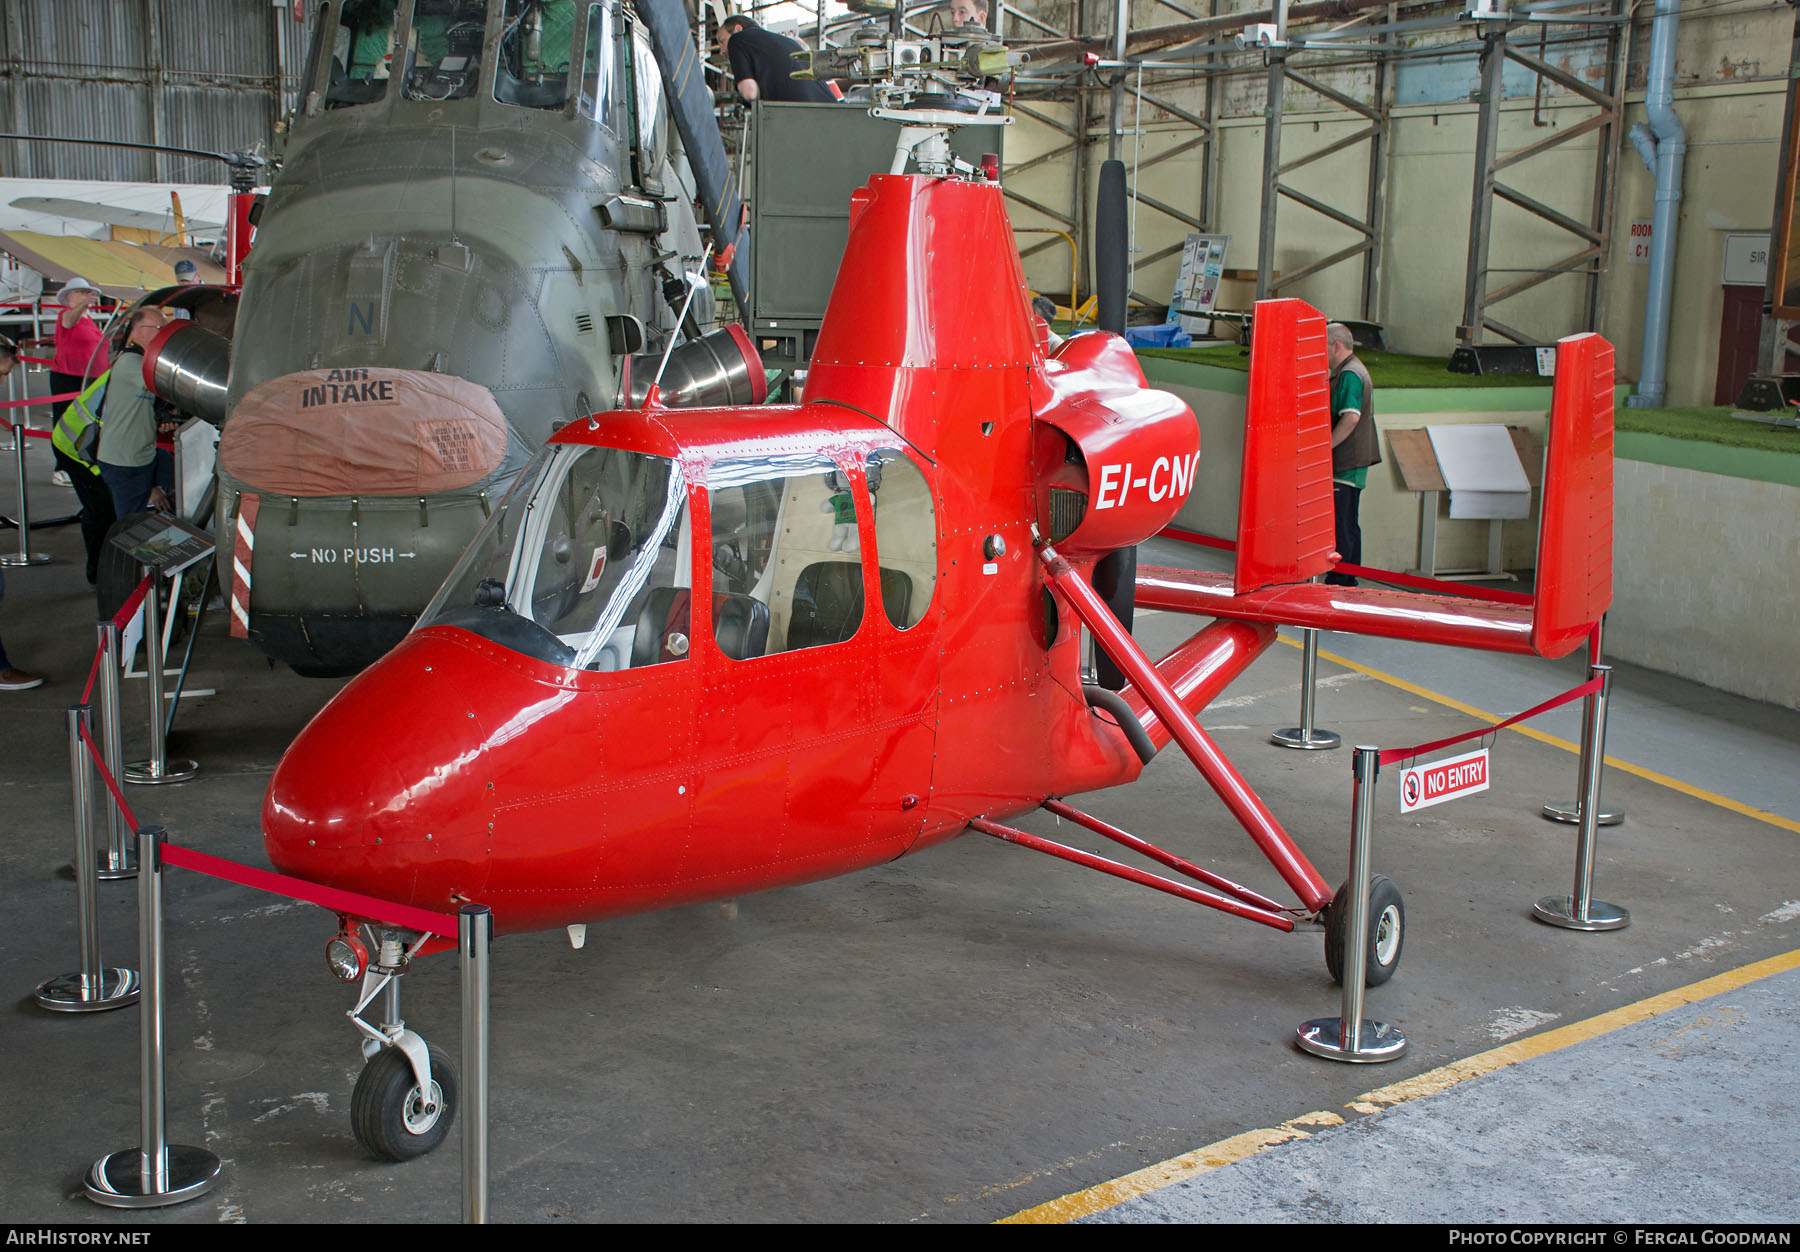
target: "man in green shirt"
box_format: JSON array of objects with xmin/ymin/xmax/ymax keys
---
[{"xmin": 1325, "ymin": 322, "xmax": 1381, "ymax": 587}]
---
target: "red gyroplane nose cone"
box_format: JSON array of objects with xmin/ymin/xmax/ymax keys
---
[{"xmin": 263, "ymin": 631, "xmax": 501, "ymax": 913}]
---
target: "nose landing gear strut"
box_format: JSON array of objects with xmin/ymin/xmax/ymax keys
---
[{"xmin": 338, "ymin": 927, "xmax": 460, "ymax": 1161}]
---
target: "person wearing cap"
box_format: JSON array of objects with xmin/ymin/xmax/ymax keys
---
[
  {"xmin": 50, "ymin": 278, "xmax": 107, "ymax": 423},
  {"xmin": 49, "ymin": 280, "xmax": 120, "ymax": 572},
  {"xmin": 173, "ymin": 259, "xmax": 198, "ymax": 284}
]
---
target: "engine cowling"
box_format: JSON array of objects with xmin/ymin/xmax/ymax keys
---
[
  {"xmin": 144, "ymin": 321, "xmax": 232, "ymax": 425},
  {"xmin": 1030, "ymin": 331, "xmax": 1200, "ymax": 558},
  {"xmin": 622, "ymin": 324, "xmax": 767, "ymax": 409}
]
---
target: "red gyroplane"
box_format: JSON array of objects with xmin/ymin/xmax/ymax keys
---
[{"xmin": 263, "ymin": 163, "xmax": 1615, "ymax": 1159}]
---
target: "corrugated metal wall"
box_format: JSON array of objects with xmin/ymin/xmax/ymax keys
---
[{"xmin": 1, "ymin": 0, "xmax": 312, "ymax": 184}]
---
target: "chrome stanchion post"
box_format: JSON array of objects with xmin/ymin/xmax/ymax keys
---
[
  {"xmin": 1534, "ymin": 665, "xmax": 1630, "ymax": 931},
  {"xmin": 1272, "ymin": 627, "xmax": 1342, "ymax": 750},
  {"xmin": 461, "ymin": 904, "xmax": 492, "ymax": 1225},
  {"xmin": 86, "ymin": 825, "xmax": 222, "ymax": 1208},
  {"xmin": 124, "ymin": 572, "xmax": 197, "ymax": 785},
  {"xmin": 1297, "ymin": 746, "xmax": 1407, "ymax": 1062},
  {"xmin": 94, "ymin": 621, "xmax": 136, "ymax": 879},
  {"xmin": 1543, "ymin": 621, "xmax": 1622, "ymax": 826},
  {"xmin": 2, "ymin": 420, "xmax": 53, "ymax": 566},
  {"xmin": 35, "ymin": 706, "xmax": 139, "ymax": 1012}
]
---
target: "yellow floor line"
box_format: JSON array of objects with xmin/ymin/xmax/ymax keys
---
[
  {"xmin": 999, "ymin": 946, "xmax": 1800, "ymax": 1224},
  {"xmin": 1271, "ymin": 636, "xmax": 1800, "ymax": 837}
]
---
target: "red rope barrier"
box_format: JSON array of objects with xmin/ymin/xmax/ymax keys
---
[
  {"xmin": 161, "ymin": 843, "xmax": 461, "ymax": 937},
  {"xmin": 1158, "ymin": 526, "xmax": 1234, "ymax": 552},
  {"xmin": 1376, "ymin": 675, "xmax": 1603, "ymax": 768},
  {"xmin": 78, "ymin": 720, "xmax": 141, "ymax": 835},
  {"xmin": 3, "ymin": 392, "xmax": 78, "ymax": 411},
  {"xmin": 72, "ymin": 707, "xmax": 459, "ymax": 935},
  {"xmin": 80, "ymin": 646, "xmax": 103, "ymax": 706},
  {"xmin": 111, "ymin": 574, "xmax": 153, "ymax": 632},
  {"xmin": 1332, "ymin": 560, "xmax": 1533, "ymax": 605},
  {"xmin": 1155, "ymin": 524, "xmax": 1535, "ymax": 605},
  {"xmin": 76, "ymin": 579, "xmax": 151, "ymax": 701}
]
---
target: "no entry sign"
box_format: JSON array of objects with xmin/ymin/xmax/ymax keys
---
[{"xmin": 1399, "ymin": 748, "xmax": 1490, "ymax": 813}]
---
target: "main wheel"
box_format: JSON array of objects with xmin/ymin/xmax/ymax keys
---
[
  {"xmin": 351, "ymin": 1042, "xmax": 458, "ymax": 1161},
  {"xmin": 1324, "ymin": 874, "xmax": 1404, "ymax": 988}
]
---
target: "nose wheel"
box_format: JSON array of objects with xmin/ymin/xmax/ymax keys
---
[
  {"xmin": 1323, "ymin": 874, "xmax": 1404, "ymax": 987},
  {"xmin": 351, "ymin": 1041, "xmax": 459, "ymax": 1161}
]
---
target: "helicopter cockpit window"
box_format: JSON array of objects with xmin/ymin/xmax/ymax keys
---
[
  {"xmin": 626, "ymin": 23, "xmax": 668, "ymax": 178},
  {"xmin": 707, "ymin": 452, "xmax": 871, "ymax": 659},
  {"xmin": 418, "ymin": 444, "xmax": 691, "ymax": 671},
  {"xmin": 326, "ymin": 0, "xmax": 400, "ymax": 109},
  {"xmin": 869, "ymin": 449, "xmax": 936, "ymax": 629},
  {"xmin": 402, "ymin": 0, "xmax": 490, "ymax": 101},
  {"xmin": 573, "ymin": 1, "xmax": 616, "ymax": 128},
  {"xmin": 495, "ymin": 0, "xmax": 574, "ymax": 110}
]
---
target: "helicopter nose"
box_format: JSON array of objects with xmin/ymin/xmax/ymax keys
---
[{"xmin": 263, "ymin": 633, "xmax": 498, "ymax": 910}]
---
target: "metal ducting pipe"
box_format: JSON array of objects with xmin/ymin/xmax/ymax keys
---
[
  {"xmin": 623, "ymin": 324, "xmax": 768, "ymax": 409},
  {"xmin": 1628, "ymin": 0, "xmax": 1686, "ymax": 409},
  {"xmin": 143, "ymin": 321, "xmax": 231, "ymax": 425}
]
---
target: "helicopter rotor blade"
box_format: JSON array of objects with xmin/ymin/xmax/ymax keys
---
[
  {"xmin": 0, "ymin": 133, "xmax": 267, "ymax": 170},
  {"xmin": 1095, "ymin": 159, "xmax": 1128, "ymax": 336}
]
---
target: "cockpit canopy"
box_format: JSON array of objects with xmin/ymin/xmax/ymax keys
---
[
  {"xmin": 417, "ymin": 433, "xmax": 940, "ymax": 672},
  {"xmin": 308, "ymin": 0, "xmax": 644, "ymax": 132}
]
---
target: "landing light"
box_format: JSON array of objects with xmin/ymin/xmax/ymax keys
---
[{"xmin": 326, "ymin": 932, "xmax": 369, "ymax": 983}]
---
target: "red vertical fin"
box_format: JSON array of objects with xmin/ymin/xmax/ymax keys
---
[
  {"xmin": 1233, "ymin": 299, "xmax": 1337, "ymax": 595},
  {"xmin": 1530, "ymin": 332, "xmax": 1615, "ymax": 659}
]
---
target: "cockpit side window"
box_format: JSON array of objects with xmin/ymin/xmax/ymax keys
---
[
  {"xmin": 572, "ymin": 1, "xmax": 618, "ymax": 129},
  {"xmin": 494, "ymin": 0, "xmax": 574, "ymax": 110},
  {"xmin": 402, "ymin": 0, "xmax": 490, "ymax": 101},
  {"xmin": 325, "ymin": 0, "xmax": 401, "ymax": 109},
  {"xmin": 624, "ymin": 21, "xmax": 668, "ymax": 191},
  {"xmin": 707, "ymin": 452, "xmax": 870, "ymax": 660},
  {"xmin": 417, "ymin": 444, "xmax": 692, "ymax": 671},
  {"xmin": 869, "ymin": 448, "xmax": 936, "ymax": 629}
]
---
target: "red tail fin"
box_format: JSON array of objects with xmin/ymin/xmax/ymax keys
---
[
  {"xmin": 1530, "ymin": 332, "xmax": 1615, "ymax": 659},
  {"xmin": 1234, "ymin": 299, "xmax": 1336, "ymax": 595}
]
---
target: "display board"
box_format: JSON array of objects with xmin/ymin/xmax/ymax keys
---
[
  {"xmin": 1170, "ymin": 233, "xmax": 1230, "ymax": 334},
  {"xmin": 107, "ymin": 512, "xmax": 215, "ymax": 577}
]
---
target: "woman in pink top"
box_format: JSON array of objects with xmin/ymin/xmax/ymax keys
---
[
  {"xmin": 50, "ymin": 277, "xmax": 107, "ymax": 423},
  {"xmin": 48, "ymin": 277, "xmax": 116, "ymax": 582}
]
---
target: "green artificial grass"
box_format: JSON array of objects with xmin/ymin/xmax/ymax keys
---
[
  {"xmin": 1614, "ymin": 405, "xmax": 1800, "ymax": 455},
  {"xmin": 1133, "ymin": 343, "xmax": 1555, "ymax": 388}
]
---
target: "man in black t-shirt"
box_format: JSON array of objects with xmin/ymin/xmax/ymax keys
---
[{"xmin": 715, "ymin": 16, "xmax": 835, "ymax": 103}]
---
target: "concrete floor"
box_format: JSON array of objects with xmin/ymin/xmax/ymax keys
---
[{"xmin": 3, "ymin": 449, "xmax": 1798, "ymax": 1225}]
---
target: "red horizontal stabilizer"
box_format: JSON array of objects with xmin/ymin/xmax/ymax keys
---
[
  {"xmin": 1530, "ymin": 332, "xmax": 1615, "ymax": 659},
  {"xmin": 1234, "ymin": 299, "xmax": 1337, "ymax": 595},
  {"xmin": 1136, "ymin": 566, "xmax": 1539, "ymax": 655}
]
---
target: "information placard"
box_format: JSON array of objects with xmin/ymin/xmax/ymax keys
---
[{"xmin": 1399, "ymin": 748, "xmax": 1490, "ymax": 813}]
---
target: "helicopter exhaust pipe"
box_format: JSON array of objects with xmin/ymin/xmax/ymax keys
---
[
  {"xmin": 143, "ymin": 322, "xmax": 231, "ymax": 425},
  {"xmin": 622, "ymin": 325, "xmax": 767, "ymax": 410}
]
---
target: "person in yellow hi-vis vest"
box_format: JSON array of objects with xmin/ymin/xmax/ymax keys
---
[{"xmin": 50, "ymin": 368, "xmax": 118, "ymax": 585}]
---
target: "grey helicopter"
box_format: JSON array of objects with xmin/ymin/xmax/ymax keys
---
[{"xmin": 146, "ymin": 0, "xmax": 760, "ymax": 675}]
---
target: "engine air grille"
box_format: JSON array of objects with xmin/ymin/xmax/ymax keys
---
[{"xmin": 1048, "ymin": 487, "xmax": 1086, "ymax": 542}]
